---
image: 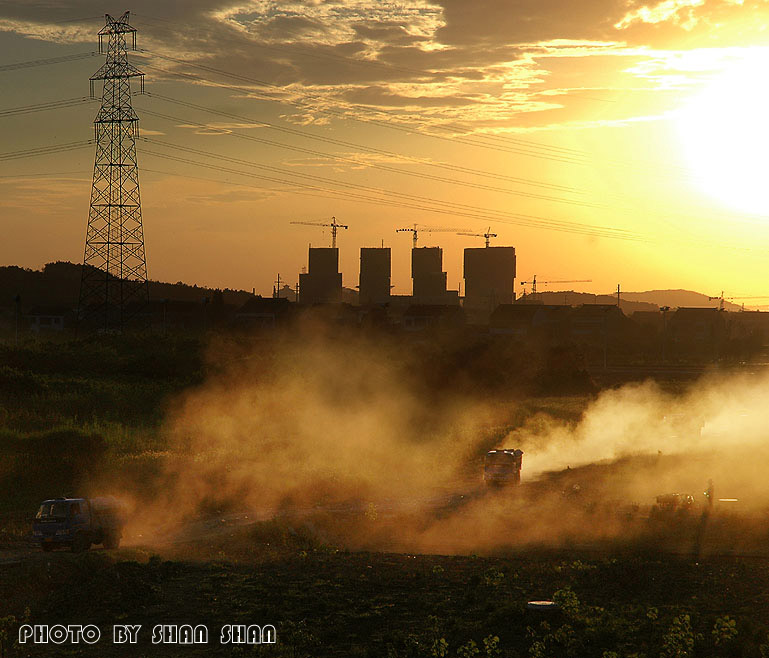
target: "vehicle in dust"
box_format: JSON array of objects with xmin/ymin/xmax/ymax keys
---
[
  {"xmin": 33, "ymin": 497, "xmax": 125, "ymax": 552},
  {"xmin": 483, "ymin": 449, "xmax": 523, "ymax": 486},
  {"xmin": 650, "ymin": 493, "xmax": 696, "ymax": 519}
]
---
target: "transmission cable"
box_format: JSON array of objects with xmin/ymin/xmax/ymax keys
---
[
  {"xmin": 141, "ymin": 91, "xmax": 583, "ymax": 194},
  {"xmin": 139, "ymin": 137, "xmax": 641, "ymax": 241},
  {"xmin": 137, "ymin": 49, "xmax": 691, "ymax": 178},
  {"xmin": 0, "ymin": 97, "xmax": 96, "ymax": 118},
  {"xmin": 139, "ymin": 54, "xmax": 596, "ymax": 166},
  {"xmin": 0, "ymin": 141, "xmax": 93, "ymax": 161},
  {"xmin": 139, "ymin": 106, "xmax": 617, "ymax": 211},
  {"xmin": 0, "ymin": 51, "xmax": 98, "ymax": 73},
  {"xmin": 138, "ymin": 91, "xmax": 769, "ymax": 232}
]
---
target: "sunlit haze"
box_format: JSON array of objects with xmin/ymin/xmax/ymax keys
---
[{"xmin": 676, "ymin": 48, "xmax": 769, "ymax": 217}]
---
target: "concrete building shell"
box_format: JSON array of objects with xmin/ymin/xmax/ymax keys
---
[{"xmin": 299, "ymin": 247, "xmax": 342, "ymax": 304}]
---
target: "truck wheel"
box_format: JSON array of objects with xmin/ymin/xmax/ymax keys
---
[
  {"xmin": 71, "ymin": 535, "xmax": 90, "ymax": 553},
  {"xmin": 103, "ymin": 533, "xmax": 120, "ymax": 550}
]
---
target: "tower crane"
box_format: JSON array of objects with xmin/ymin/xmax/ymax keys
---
[
  {"xmin": 457, "ymin": 227, "xmax": 498, "ymax": 248},
  {"xmin": 519, "ymin": 275, "xmax": 593, "ymax": 296},
  {"xmin": 290, "ymin": 216, "xmax": 348, "ymax": 248},
  {"xmin": 396, "ymin": 223, "xmax": 462, "ymax": 248},
  {"xmin": 708, "ymin": 291, "xmax": 725, "ymax": 311},
  {"xmin": 709, "ymin": 292, "xmax": 769, "ymax": 311}
]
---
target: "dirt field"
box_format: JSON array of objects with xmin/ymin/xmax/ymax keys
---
[
  {"xmin": 3, "ymin": 474, "xmax": 769, "ymax": 658},
  {"xmin": 3, "ymin": 522, "xmax": 769, "ymax": 657}
]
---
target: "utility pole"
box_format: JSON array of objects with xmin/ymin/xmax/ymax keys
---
[
  {"xmin": 660, "ymin": 305, "xmax": 670, "ymax": 364},
  {"xmin": 273, "ymin": 273, "xmax": 282, "ymax": 298},
  {"xmin": 617, "ymin": 284, "xmax": 621, "ymax": 308},
  {"xmin": 77, "ymin": 12, "xmax": 149, "ymax": 334}
]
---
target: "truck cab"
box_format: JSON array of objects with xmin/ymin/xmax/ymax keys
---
[
  {"xmin": 33, "ymin": 497, "xmax": 124, "ymax": 552},
  {"xmin": 483, "ymin": 449, "xmax": 523, "ymax": 486}
]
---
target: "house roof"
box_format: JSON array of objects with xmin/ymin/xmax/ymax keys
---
[
  {"xmin": 403, "ymin": 304, "xmax": 465, "ymax": 318},
  {"xmin": 238, "ymin": 296, "xmax": 292, "ymax": 315}
]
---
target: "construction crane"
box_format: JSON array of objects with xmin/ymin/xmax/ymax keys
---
[
  {"xmin": 709, "ymin": 292, "xmax": 769, "ymax": 311},
  {"xmin": 396, "ymin": 223, "xmax": 462, "ymax": 248},
  {"xmin": 290, "ymin": 216, "xmax": 348, "ymax": 248},
  {"xmin": 708, "ymin": 291, "xmax": 725, "ymax": 310},
  {"xmin": 519, "ymin": 275, "xmax": 593, "ymax": 296},
  {"xmin": 457, "ymin": 227, "xmax": 497, "ymax": 248}
]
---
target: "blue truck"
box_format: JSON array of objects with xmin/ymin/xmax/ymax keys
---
[{"xmin": 33, "ymin": 497, "xmax": 125, "ymax": 552}]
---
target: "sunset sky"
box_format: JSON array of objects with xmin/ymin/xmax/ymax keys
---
[{"xmin": 2, "ymin": 0, "xmax": 769, "ymax": 299}]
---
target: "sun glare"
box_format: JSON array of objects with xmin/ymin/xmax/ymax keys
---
[{"xmin": 676, "ymin": 51, "xmax": 769, "ymax": 216}]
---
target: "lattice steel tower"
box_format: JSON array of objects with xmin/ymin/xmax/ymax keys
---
[{"xmin": 78, "ymin": 11, "xmax": 148, "ymax": 332}]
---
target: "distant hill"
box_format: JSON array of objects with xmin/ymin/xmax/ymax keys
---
[
  {"xmin": 521, "ymin": 291, "xmax": 658, "ymax": 314},
  {"xmin": 0, "ymin": 261, "xmax": 254, "ymax": 311},
  {"xmin": 522, "ymin": 288, "xmax": 743, "ymax": 313},
  {"xmin": 619, "ymin": 289, "xmax": 742, "ymax": 311}
]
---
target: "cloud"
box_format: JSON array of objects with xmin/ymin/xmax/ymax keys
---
[
  {"xmin": 0, "ymin": 175, "xmax": 87, "ymax": 209},
  {"xmin": 615, "ymin": 0, "xmax": 707, "ymax": 31},
  {"xmin": 175, "ymin": 122, "xmax": 264, "ymax": 135},
  {"xmin": 2, "ymin": 0, "xmax": 769, "ymax": 137},
  {"xmin": 216, "ymin": 0, "xmax": 445, "ymax": 48}
]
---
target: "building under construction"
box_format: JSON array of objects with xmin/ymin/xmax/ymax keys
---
[
  {"xmin": 359, "ymin": 247, "xmax": 391, "ymax": 305},
  {"xmin": 299, "ymin": 247, "xmax": 342, "ymax": 304},
  {"xmin": 412, "ymin": 247, "xmax": 451, "ymax": 304},
  {"xmin": 463, "ymin": 246, "xmax": 516, "ymax": 315}
]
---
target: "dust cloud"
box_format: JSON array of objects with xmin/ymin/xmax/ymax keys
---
[{"xmin": 116, "ymin": 328, "xmax": 769, "ymax": 556}]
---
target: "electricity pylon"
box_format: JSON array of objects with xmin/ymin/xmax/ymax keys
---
[{"xmin": 77, "ymin": 11, "xmax": 149, "ymax": 333}]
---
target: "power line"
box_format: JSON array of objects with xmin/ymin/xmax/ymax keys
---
[
  {"xmin": 140, "ymin": 147, "xmax": 462, "ymax": 212},
  {"xmin": 129, "ymin": 14, "xmax": 653, "ymax": 163},
  {"xmin": 142, "ymin": 90, "xmax": 583, "ymax": 194},
  {"xmin": 0, "ymin": 80, "xmax": 754, "ymax": 242},
  {"xmin": 139, "ymin": 137, "xmax": 642, "ymax": 241},
  {"xmin": 0, "ymin": 51, "xmax": 98, "ymax": 72},
  {"xmin": 137, "ymin": 91, "xmax": 769, "ymax": 234},
  {"xmin": 137, "ymin": 49, "xmax": 692, "ymax": 179},
  {"xmin": 142, "ymin": 146, "xmax": 628, "ymax": 236},
  {"xmin": 139, "ymin": 105, "xmax": 618, "ymax": 211},
  {"xmin": 50, "ymin": 16, "xmax": 103, "ymax": 24},
  {"xmin": 0, "ymin": 97, "xmax": 96, "ymax": 118},
  {"xmin": 144, "ymin": 87, "xmax": 585, "ymax": 194},
  {"xmin": 0, "ymin": 170, "xmax": 91, "ymax": 179},
  {"xmin": 136, "ymin": 140, "xmax": 769, "ymax": 255},
  {"xmin": 0, "ymin": 28, "xmax": 757, "ymax": 250},
  {"xmin": 139, "ymin": 51, "xmax": 602, "ymax": 166},
  {"xmin": 133, "ymin": 58, "xmax": 764, "ymax": 236},
  {"xmin": 0, "ymin": 21, "xmax": 682, "ymax": 178},
  {"xmin": 0, "ymin": 141, "xmax": 93, "ymax": 161}
]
